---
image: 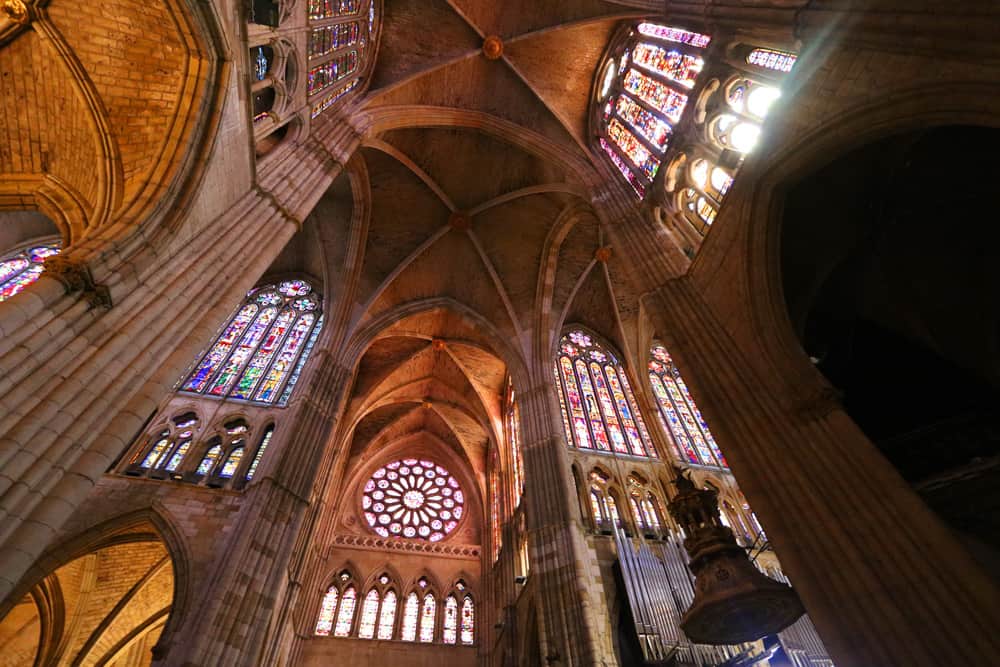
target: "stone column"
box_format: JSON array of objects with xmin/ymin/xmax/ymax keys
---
[
  {"xmin": 516, "ymin": 369, "xmax": 605, "ymax": 666},
  {"xmin": 644, "ymin": 277, "xmax": 1000, "ymax": 667}
]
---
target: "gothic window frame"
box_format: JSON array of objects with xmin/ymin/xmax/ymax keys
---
[
  {"xmin": 0, "ymin": 238, "xmax": 61, "ymax": 303},
  {"xmin": 314, "ymin": 569, "xmax": 358, "ymax": 637},
  {"xmin": 553, "ymin": 328, "xmax": 658, "ymax": 459},
  {"xmin": 489, "ymin": 452, "xmax": 502, "ymax": 563},
  {"xmin": 626, "ymin": 473, "xmax": 665, "ymax": 537},
  {"xmin": 647, "ymin": 341, "xmax": 727, "ymax": 469},
  {"xmin": 179, "ymin": 278, "xmax": 323, "ymax": 407},
  {"xmin": 441, "ymin": 578, "xmax": 476, "ymax": 646},
  {"xmin": 126, "ymin": 411, "xmax": 201, "ymax": 480}
]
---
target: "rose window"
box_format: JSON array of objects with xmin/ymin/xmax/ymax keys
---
[{"xmin": 362, "ymin": 459, "xmax": 465, "ymax": 541}]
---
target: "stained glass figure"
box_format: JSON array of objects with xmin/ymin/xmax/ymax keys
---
[
  {"xmin": 377, "ymin": 590, "xmax": 397, "ymax": 640},
  {"xmin": 362, "ymin": 459, "xmax": 464, "ymax": 541},
  {"xmin": 553, "ymin": 331, "xmax": 657, "ymax": 458},
  {"xmin": 308, "ymin": 21, "xmax": 360, "ymax": 58},
  {"xmin": 334, "ymin": 586, "xmax": 357, "ymax": 637},
  {"xmin": 308, "ymin": 0, "xmax": 360, "ymax": 20},
  {"xmin": 315, "ymin": 586, "xmax": 339, "ymax": 635},
  {"xmin": 631, "ymin": 43, "xmax": 703, "ymax": 89},
  {"xmin": 607, "ymin": 118, "xmax": 661, "ymax": 180},
  {"xmin": 180, "ymin": 281, "xmax": 321, "ymax": 406},
  {"xmin": 358, "ymin": 588, "xmax": 380, "ymax": 638},
  {"xmin": 0, "ymin": 243, "xmax": 61, "ymax": 302},
  {"xmin": 443, "ymin": 596, "xmax": 458, "ymax": 644},
  {"xmin": 636, "ymin": 22, "xmax": 711, "ymax": 48},
  {"xmin": 401, "ymin": 592, "xmax": 419, "ymax": 641},
  {"xmin": 648, "ymin": 343, "xmax": 727, "ymax": 467},
  {"xmin": 246, "ymin": 425, "xmax": 274, "ymax": 480},
  {"xmin": 419, "ymin": 593, "xmax": 436, "ymax": 642},
  {"xmin": 164, "ymin": 435, "xmax": 193, "ymax": 472},
  {"xmin": 460, "ymin": 596, "xmax": 474, "ymax": 645}
]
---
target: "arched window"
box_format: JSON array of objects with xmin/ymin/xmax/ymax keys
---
[
  {"xmin": 593, "ymin": 23, "xmax": 710, "ymax": 198},
  {"xmin": 648, "ymin": 342, "xmax": 727, "ymax": 467},
  {"xmin": 627, "ymin": 475, "xmax": 663, "ymax": 534},
  {"xmin": 180, "ymin": 280, "xmax": 322, "ymax": 406},
  {"xmin": 140, "ymin": 431, "xmax": 171, "ymax": 469},
  {"xmin": 196, "ymin": 440, "xmax": 223, "ymax": 476},
  {"xmin": 132, "ymin": 412, "xmax": 201, "ymax": 476},
  {"xmin": 334, "ymin": 585, "xmax": 357, "ymax": 637},
  {"xmin": 377, "ymin": 590, "xmax": 397, "ymax": 640},
  {"xmin": 219, "ymin": 447, "xmax": 243, "ymax": 478},
  {"xmin": 358, "ymin": 588, "xmax": 380, "ymax": 638},
  {"xmin": 246, "ymin": 424, "xmax": 275, "ymax": 480},
  {"xmin": 460, "ymin": 595, "xmax": 474, "ymax": 645},
  {"xmin": 315, "ymin": 586, "xmax": 339, "ymax": 635},
  {"xmin": 490, "ymin": 465, "xmax": 501, "ymax": 561},
  {"xmin": 553, "ymin": 330, "xmax": 656, "ymax": 458},
  {"xmin": 443, "ymin": 595, "xmax": 458, "ymax": 644},
  {"xmin": 362, "ymin": 459, "xmax": 464, "ymax": 541},
  {"xmin": 419, "ymin": 593, "xmax": 436, "ymax": 643},
  {"xmin": 593, "ymin": 23, "xmax": 797, "ymax": 242},
  {"xmin": 0, "ymin": 242, "xmax": 60, "ymax": 302},
  {"xmin": 401, "ymin": 592, "xmax": 419, "ymax": 641}
]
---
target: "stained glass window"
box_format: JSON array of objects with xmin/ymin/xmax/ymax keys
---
[
  {"xmin": 246, "ymin": 425, "xmax": 274, "ymax": 480},
  {"xmin": 506, "ymin": 381, "xmax": 524, "ymax": 501},
  {"xmin": 219, "ymin": 447, "xmax": 243, "ymax": 478},
  {"xmin": 315, "ymin": 586, "xmax": 339, "ymax": 635},
  {"xmin": 553, "ymin": 330, "xmax": 656, "ymax": 458},
  {"xmin": 307, "ymin": 50, "xmax": 359, "ymax": 95},
  {"xmin": 401, "ymin": 592, "xmax": 419, "ymax": 641},
  {"xmin": 491, "ymin": 468, "xmax": 501, "ymax": 561},
  {"xmin": 460, "ymin": 596, "xmax": 474, "ymax": 645},
  {"xmin": 419, "ymin": 593, "xmax": 436, "ymax": 643},
  {"xmin": 362, "ymin": 459, "xmax": 464, "ymax": 541},
  {"xmin": 746, "ymin": 47, "xmax": 797, "ymax": 73},
  {"xmin": 308, "ymin": 21, "xmax": 361, "ymax": 59},
  {"xmin": 196, "ymin": 442, "xmax": 222, "ymax": 475},
  {"xmin": 443, "ymin": 596, "xmax": 458, "ymax": 644},
  {"xmin": 181, "ymin": 280, "xmax": 321, "ymax": 406},
  {"xmin": 334, "ymin": 586, "xmax": 357, "ymax": 637},
  {"xmin": 648, "ymin": 343, "xmax": 727, "ymax": 468},
  {"xmin": 377, "ymin": 590, "xmax": 397, "ymax": 640},
  {"xmin": 140, "ymin": 431, "xmax": 171, "ymax": 468},
  {"xmin": 358, "ymin": 588, "xmax": 380, "ymax": 638},
  {"xmin": 595, "ymin": 23, "xmax": 709, "ymax": 199},
  {"xmin": 590, "ymin": 489, "xmax": 604, "ymax": 525},
  {"xmin": 0, "ymin": 243, "xmax": 60, "ymax": 303}
]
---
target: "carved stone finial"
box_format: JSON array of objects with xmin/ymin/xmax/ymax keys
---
[
  {"xmin": 448, "ymin": 211, "xmax": 471, "ymax": 230},
  {"xmin": 1, "ymin": 0, "xmax": 29, "ymax": 24},
  {"xmin": 594, "ymin": 246, "xmax": 613, "ymax": 262},
  {"xmin": 482, "ymin": 35, "xmax": 503, "ymax": 60}
]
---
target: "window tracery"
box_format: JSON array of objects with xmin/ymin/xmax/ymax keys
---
[
  {"xmin": 180, "ymin": 280, "xmax": 322, "ymax": 406},
  {"xmin": 593, "ymin": 22, "xmax": 797, "ymax": 240},
  {"xmin": 553, "ymin": 330, "xmax": 656, "ymax": 458},
  {"xmin": 648, "ymin": 342, "xmax": 727, "ymax": 468},
  {"xmin": 460, "ymin": 595, "xmax": 474, "ymax": 645},
  {"xmin": 0, "ymin": 242, "xmax": 60, "ymax": 302},
  {"xmin": 362, "ymin": 459, "xmax": 464, "ymax": 541}
]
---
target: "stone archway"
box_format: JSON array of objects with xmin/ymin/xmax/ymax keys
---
[{"xmin": 0, "ymin": 522, "xmax": 177, "ymax": 666}]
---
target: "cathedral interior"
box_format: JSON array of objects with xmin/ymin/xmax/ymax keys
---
[{"xmin": 0, "ymin": 0, "xmax": 998, "ymax": 665}]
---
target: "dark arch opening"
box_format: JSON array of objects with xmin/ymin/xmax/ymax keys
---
[{"xmin": 780, "ymin": 125, "xmax": 1000, "ymax": 574}]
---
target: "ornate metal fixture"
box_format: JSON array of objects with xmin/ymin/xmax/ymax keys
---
[{"xmin": 667, "ymin": 467, "xmax": 804, "ymax": 644}]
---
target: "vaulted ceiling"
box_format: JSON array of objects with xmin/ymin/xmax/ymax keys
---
[{"xmin": 307, "ymin": 1, "xmax": 659, "ymax": 486}]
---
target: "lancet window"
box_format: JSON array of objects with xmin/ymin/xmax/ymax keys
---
[
  {"xmin": 648, "ymin": 343, "xmax": 727, "ymax": 468},
  {"xmin": 362, "ymin": 459, "xmax": 464, "ymax": 542},
  {"xmin": 627, "ymin": 474, "xmax": 664, "ymax": 535},
  {"xmin": 553, "ymin": 330, "xmax": 656, "ymax": 458},
  {"xmin": 505, "ymin": 379, "xmax": 524, "ymax": 502},
  {"xmin": 490, "ymin": 464, "xmax": 501, "ymax": 562},
  {"xmin": 180, "ymin": 280, "xmax": 322, "ymax": 406},
  {"xmin": 593, "ymin": 22, "xmax": 797, "ymax": 241},
  {"xmin": 0, "ymin": 242, "xmax": 60, "ymax": 302}
]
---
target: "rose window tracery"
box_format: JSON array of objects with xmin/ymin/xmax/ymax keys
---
[{"xmin": 363, "ymin": 459, "xmax": 465, "ymax": 541}]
